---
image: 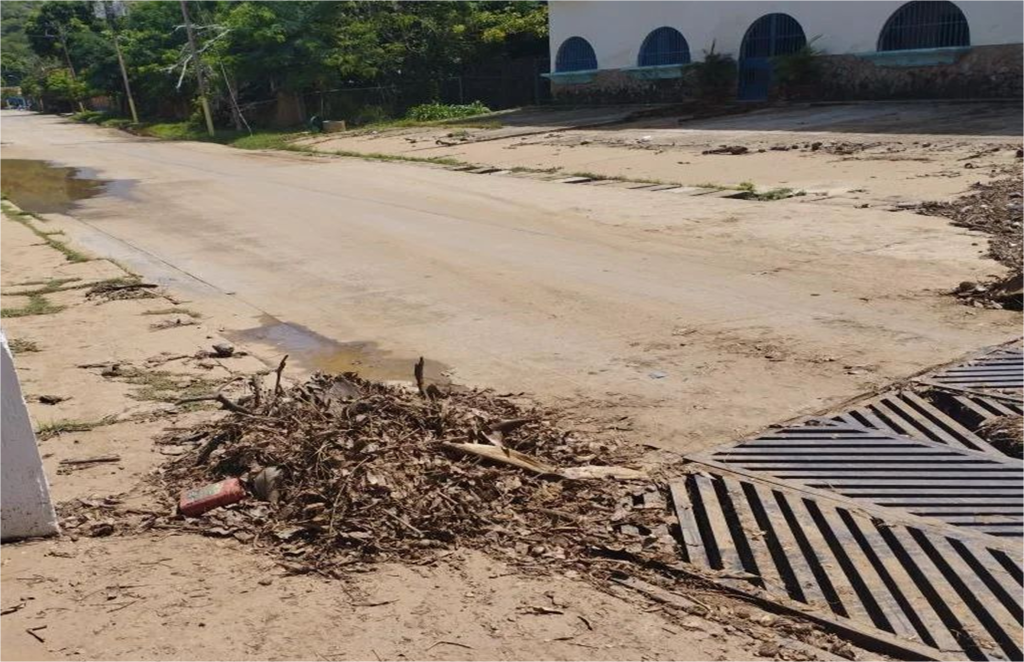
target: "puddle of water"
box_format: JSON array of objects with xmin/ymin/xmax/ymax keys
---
[
  {"xmin": 1, "ymin": 158, "xmax": 108, "ymax": 214},
  {"xmin": 230, "ymin": 315, "xmax": 450, "ymax": 384}
]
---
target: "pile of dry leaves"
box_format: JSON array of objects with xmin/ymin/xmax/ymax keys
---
[
  {"xmin": 919, "ymin": 174, "xmax": 1023, "ymax": 310},
  {"xmin": 149, "ymin": 361, "xmax": 670, "ymax": 574},
  {"xmin": 977, "ymin": 414, "xmax": 1024, "ymax": 458}
]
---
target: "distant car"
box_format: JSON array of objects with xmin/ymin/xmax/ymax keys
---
[{"xmin": 5, "ymin": 97, "xmax": 27, "ymax": 110}]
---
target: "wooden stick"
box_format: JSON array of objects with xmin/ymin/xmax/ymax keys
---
[
  {"xmin": 59, "ymin": 455, "xmax": 120, "ymax": 465},
  {"xmin": 273, "ymin": 355, "xmax": 289, "ymax": 396},
  {"xmin": 444, "ymin": 442, "xmax": 558, "ymax": 475}
]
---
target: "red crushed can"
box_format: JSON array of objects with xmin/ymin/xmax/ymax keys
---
[{"xmin": 179, "ymin": 478, "xmax": 246, "ymax": 516}]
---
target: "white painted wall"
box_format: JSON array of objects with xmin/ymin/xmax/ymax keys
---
[
  {"xmin": 1, "ymin": 332, "xmax": 59, "ymax": 540},
  {"xmin": 549, "ymin": 1, "xmax": 1024, "ymax": 70}
]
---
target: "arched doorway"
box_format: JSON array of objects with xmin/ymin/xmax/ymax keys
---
[
  {"xmin": 555, "ymin": 36, "xmax": 598, "ymax": 72},
  {"xmin": 638, "ymin": 27, "xmax": 691, "ymax": 66},
  {"xmin": 738, "ymin": 13, "xmax": 807, "ymax": 101},
  {"xmin": 878, "ymin": 1, "xmax": 969, "ymax": 51}
]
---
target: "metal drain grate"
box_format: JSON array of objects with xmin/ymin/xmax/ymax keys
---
[
  {"xmin": 944, "ymin": 392, "xmax": 1024, "ymax": 424},
  {"xmin": 670, "ymin": 469, "xmax": 1024, "ymax": 661},
  {"xmin": 830, "ymin": 390, "xmax": 999, "ymax": 454},
  {"xmin": 918, "ymin": 347, "xmax": 1023, "ymax": 394},
  {"xmin": 689, "ymin": 421, "xmax": 1023, "ymax": 538}
]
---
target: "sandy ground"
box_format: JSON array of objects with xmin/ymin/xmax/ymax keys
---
[
  {"xmin": 2, "ymin": 103, "xmax": 1017, "ymax": 661},
  {"xmin": 1, "ymin": 209, "xmax": 860, "ymax": 662},
  {"xmin": 1, "ymin": 110, "xmax": 1018, "ymax": 455},
  {"xmin": 308, "ymin": 101, "xmax": 1022, "ymax": 207}
]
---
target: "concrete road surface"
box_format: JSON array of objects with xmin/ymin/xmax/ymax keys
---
[{"xmin": 1, "ymin": 111, "xmax": 1018, "ymax": 453}]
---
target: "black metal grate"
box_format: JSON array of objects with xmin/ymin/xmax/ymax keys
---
[
  {"xmin": 740, "ymin": 13, "xmax": 807, "ymax": 59},
  {"xmin": 946, "ymin": 392, "xmax": 1024, "ymax": 424},
  {"xmin": 671, "ymin": 469, "xmax": 1023, "ymax": 661},
  {"xmin": 830, "ymin": 390, "xmax": 999, "ymax": 454},
  {"xmin": 638, "ymin": 27, "xmax": 691, "ymax": 66},
  {"xmin": 555, "ymin": 36, "xmax": 598, "ymax": 72},
  {"xmin": 690, "ymin": 421, "xmax": 1023, "ymax": 538},
  {"xmin": 918, "ymin": 347, "xmax": 1023, "ymax": 395},
  {"xmin": 878, "ymin": 1, "xmax": 970, "ymax": 52}
]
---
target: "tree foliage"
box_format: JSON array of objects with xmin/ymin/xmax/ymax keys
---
[{"xmin": 2, "ymin": 0, "xmax": 548, "ymax": 124}]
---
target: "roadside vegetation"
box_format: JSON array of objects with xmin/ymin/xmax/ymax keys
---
[
  {"xmin": 35, "ymin": 416, "xmax": 116, "ymax": 440},
  {"xmin": 7, "ymin": 338, "xmax": 41, "ymax": 353},
  {"xmin": 732, "ymin": 181, "xmax": 806, "ymax": 201},
  {"xmin": 2, "ymin": 1, "xmax": 545, "ymax": 131},
  {"xmin": 1, "ymin": 293, "xmax": 66, "ymax": 319},
  {"xmin": 2, "ymin": 202, "xmax": 92, "ymax": 262}
]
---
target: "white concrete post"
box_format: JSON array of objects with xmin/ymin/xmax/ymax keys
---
[{"xmin": 1, "ymin": 330, "xmax": 59, "ymax": 540}]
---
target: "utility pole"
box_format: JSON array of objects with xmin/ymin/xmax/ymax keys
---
[
  {"xmin": 179, "ymin": 0, "xmax": 215, "ymax": 137},
  {"xmin": 54, "ymin": 23, "xmax": 86, "ymax": 112},
  {"xmin": 111, "ymin": 33, "xmax": 138, "ymax": 124},
  {"xmin": 98, "ymin": 1, "xmax": 139, "ymax": 124}
]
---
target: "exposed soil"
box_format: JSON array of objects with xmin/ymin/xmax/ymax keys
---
[
  {"xmin": 1, "ymin": 205, "xmax": 863, "ymax": 661},
  {"xmin": 303, "ymin": 101, "xmax": 1023, "ymax": 209}
]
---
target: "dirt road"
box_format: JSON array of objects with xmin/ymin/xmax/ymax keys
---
[
  {"xmin": 3, "ymin": 208, "xmax": 790, "ymax": 662},
  {"xmin": 2, "ymin": 110, "xmax": 1018, "ymax": 453}
]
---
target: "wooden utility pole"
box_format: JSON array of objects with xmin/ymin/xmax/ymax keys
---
[
  {"xmin": 54, "ymin": 23, "xmax": 86, "ymax": 112},
  {"xmin": 111, "ymin": 34, "xmax": 138, "ymax": 124},
  {"xmin": 99, "ymin": 2, "xmax": 139, "ymax": 124},
  {"xmin": 179, "ymin": 0, "xmax": 215, "ymax": 137}
]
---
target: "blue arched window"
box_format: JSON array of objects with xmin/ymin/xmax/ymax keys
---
[
  {"xmin": 638, "ymin": 27, "xmax": 691, "ymax": 66},
  {"xmin": 740, "ymin": 13, "xmax": 807, "ymax": 59},
  {"xmin": 555, "ymin": 37, "xmax": 598, "ymax": 72},
  {"xmin": 878, "ymin": 1, "xmax": 969, "ymax": 51}
]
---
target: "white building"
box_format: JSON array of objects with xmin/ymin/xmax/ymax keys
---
[{"xmin": 546, "ymin": 1, "xmax": 1024, "ymax": 101}]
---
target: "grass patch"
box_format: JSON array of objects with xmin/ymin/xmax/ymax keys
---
[
  {"xmin": 732, "ymin": 181, "xmax": 806, "ymax": 201},
  {"xmin": 136, "ymin": 122, "xmax": 304, "ymax": 152},
  {"xmin": 2, "ymin": 203, "xmax": 91, "ymax": 262},
  {"xmin": 8, "ymin": 277, "xmax": 83, "ymax": 297},
  {"xmin": 406, "ymin": 101, "xmax": 491, "ymax": 122},
  {"xmin": 329, "ymin": 150, "xmax": 467, "ymax": 167},
  {"xmin": 143, "ymin": 307, "xmax": 202, "ymax": 319},
  {"xmin": 70, "ymin": 110, "xmax": 111, "ymax": 124},
  {"xmin": 510, "ymin": 166, "xmax": 561, "ymax": 174},
  {"xmin": 7, "ymin": 338, "xmax": 40, "ymax": 354},
  {"xmin": 117, "ymin": 366, "xmax": 225, "ymax": 403},
  {"xmin": 693, "ymin": 182, "xmax": 729, "ymax": 191},
  {"xmin": 228, "ymin": 131, "xmax": 304, "ymax": 151},
  {"xmin": 1, "ymin": 293, "xmax": 66, "ymax": 318},
  {"xmin": 36, "ymin": 417, "xmax": 114, "ymax": 440}
]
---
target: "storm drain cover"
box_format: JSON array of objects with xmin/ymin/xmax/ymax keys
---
[
  {"xmin": 917, "ymin": 347, "xmax": 1023, "ymax": 396},
  {"xmin": 829, "ymin": 389, "xmax": 1000, "ymax": 454},
  {"xmin": 674, "ymin": 344, "xmax": 1023, "ymax": 659},
  {"xmin": 669, "ymin": 469, "xmax": 1023, "ymax": 661},
  {"xmin": 687, "ymin": 420, "xmax": 1023, "ymax": 538}
]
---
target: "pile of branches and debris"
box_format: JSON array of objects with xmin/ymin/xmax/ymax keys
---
[
  {"xmin": 977, "ymin": 415, "xmax": 1023, "ymax": 458},
  {"xmin": 919, "ymin": 175, "xmax": 1023, "ymax": 310},
  {"xmin": 153, "ymin": 359, "xmax": 670, "ymax": 575}
]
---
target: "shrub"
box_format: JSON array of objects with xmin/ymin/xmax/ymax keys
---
[
  {"xmin": 71, "ymin": 110, "xmax": 106, "ymax": 123},
  {"xmin": 691, "ymin": 42, "xmax": 737, "ymax": 102},
  {"xmin": 100, "ymin": 118, "xmax": 134, "ymax": 130},
  {"xmin": 405, "ymin": 101, "xmax": 491, "ymax": 123},
  {"xmin": 773, "ymin": 38, "xmax": 824, "ymax": 96}
]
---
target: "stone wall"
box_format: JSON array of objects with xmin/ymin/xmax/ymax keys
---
[
  {"xmin": 551, "ymin": 44, "xmax": 1023, "ymax": 103},
  {"xmin": 814, "ymin": 44, "xmax": 1023, "ymax": 100},
  {"xmin": 550, "ymin": 68, "xmax": 695, "ymax": 104}
]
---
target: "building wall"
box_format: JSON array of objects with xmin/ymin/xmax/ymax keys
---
[{"xmin": 549, "ymin": 1, "xmax": 1024, "ymax": 69}]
